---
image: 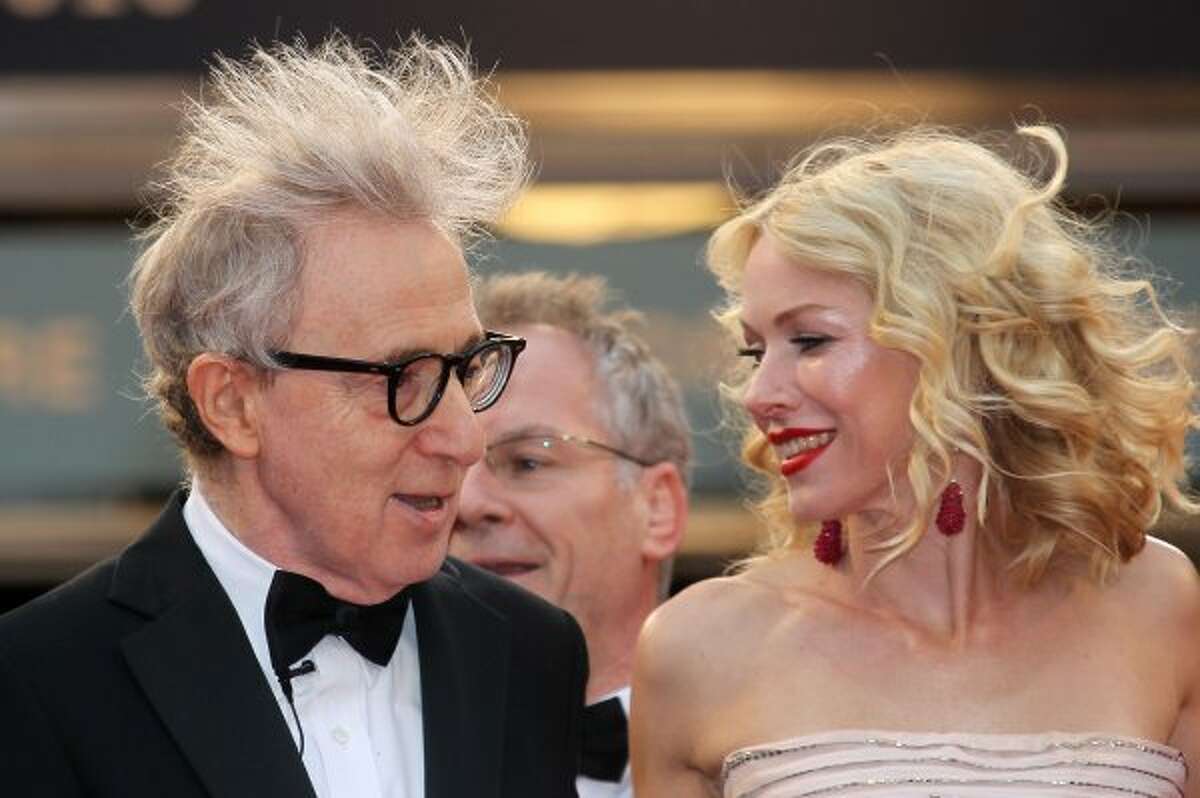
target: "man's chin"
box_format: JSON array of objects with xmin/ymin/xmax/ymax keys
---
[
  {"xmin": 506, "ymin": 570, "xmax": 554, "ymax": 602},
  {"xmin": 470, "ymin": 561, "xmax": 548, "ymax": 595},
  {"xmin": 483, "ymin": 562, "xmax": 539, "ymax": 578},
  {"xmin": 357, "ymin": 539, "xmax": 451, "ymax": 599}
]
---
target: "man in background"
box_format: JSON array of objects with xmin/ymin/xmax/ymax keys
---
[
  {"xmin": 0, "ymin": 37, "xmax": 585, "ymax": 797},
  {"xmin": 452, "ymin": 271, "xmax": 691, "ymax": 797}
]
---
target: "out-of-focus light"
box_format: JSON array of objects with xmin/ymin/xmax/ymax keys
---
[
  {"xmin": 5, "ymin": 0, "xmax": 59, "ymax": 17},
  {"xmin": 139, "ymin": 0, "xmax": 194, "ymax": 16},
  {"xmin": 76, "ymin": 0, "xmax": 124, "ymax": 17},
  {"xmin": 498, "ymin": 181, "xmax": 733, "ymax": 245},
  {"xmin": 3, "ymin": 0, "xmax": 195, "ymax": 17}
]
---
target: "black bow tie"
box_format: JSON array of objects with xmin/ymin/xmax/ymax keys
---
[
  {"xmin": 264, "ymin": 569, "xmax": 411, "ymax": 679},
  {"xmin": 580, "ymin": 696, "xmax": 628, "ymax": 782}
]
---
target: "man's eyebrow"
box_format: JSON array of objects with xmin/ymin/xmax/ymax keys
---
[
  {"xmin": 378, "ymin": 331, "xmax": 485, "ymax": 364},
  {"xmin": 492, "ymin": 424, "xmax": 563, "ymax": 444}
]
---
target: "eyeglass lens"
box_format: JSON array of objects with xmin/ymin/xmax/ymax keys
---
[
  {"xmin": 485, "ymin": 437, "xmax": 573, "ymax": 485},
  {"xmin": 392, "ymin": 341, "xmax": 510, "ymax": 423},
  {"xmin": 483, "ymin": 434, "xmax": 644, "ymax": 488}
]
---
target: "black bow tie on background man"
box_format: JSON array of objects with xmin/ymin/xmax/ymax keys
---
[
  {"xmin": 580, "ymin": 696, "xmax": 629, "ymax": 782},
  {"xmin": 264, "ymin": 569, "xmax": 411, "ymax": 685}
]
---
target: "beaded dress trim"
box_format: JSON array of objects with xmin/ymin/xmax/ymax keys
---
[{"xmin": 720, "ymin": 730, "xmax": 1187, "ymax": 797}]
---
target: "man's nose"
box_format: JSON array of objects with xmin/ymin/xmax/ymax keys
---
[
  {"xmin": 454, "ymin": 458, "xmax": 512, "ymax": 533},
  {"xmin": 415, "ymin": 378, "xmax": 486, "ymax": 467}
]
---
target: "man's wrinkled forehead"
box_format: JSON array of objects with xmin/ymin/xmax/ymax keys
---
[{"xmin": 288, "ymin": 211, "xmax": 477, "ymax": 355}]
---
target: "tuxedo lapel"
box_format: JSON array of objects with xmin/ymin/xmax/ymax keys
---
[
  {"xmin": 110, "ymin": 494, "xmax": 316, "ymax": 798},
  {"xmin": 413, "ymin": 560, "xmax": 510, "ymax": 798}
]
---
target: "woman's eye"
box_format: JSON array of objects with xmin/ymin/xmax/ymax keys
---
[
  {"xmin": 736, "ymin": 347, "xmax": 764, "ymax": 366},
  {"xmin": 791, "ymin": 335, "xmax": 831, "ymax": 353},
  {"xmin": 737, "ymin": 336, "xmax": 828, "ymax": 365}
]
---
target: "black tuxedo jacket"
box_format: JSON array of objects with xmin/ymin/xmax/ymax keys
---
[{"xmin": 0, "ymin": 493, "xmax": 586, "ymax": 797}]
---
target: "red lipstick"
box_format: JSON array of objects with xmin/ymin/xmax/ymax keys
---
[
  {"xmin": 780, "ymin": 447, "xmax": 830, "ymax": 476},
  {"xmin": 768, "ymin": 428, "xmax": 835, "ymax": 476},
  {"xmin": 767, "ymin": 427, "xmax": 829, "ymax": 445}
]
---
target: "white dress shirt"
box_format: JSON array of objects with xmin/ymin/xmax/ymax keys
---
[
  {"xmin": 184, "ymin": 484, "xmax": 424, "ymax": 798},
  {"xmin": 577, "ymin": 686, "xmax": 632, "ymax": 798}
]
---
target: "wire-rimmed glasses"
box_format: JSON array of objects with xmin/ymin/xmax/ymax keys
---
[{"xmin": 483, "ymin": 432, "xmax": 655, "ymax": 487}]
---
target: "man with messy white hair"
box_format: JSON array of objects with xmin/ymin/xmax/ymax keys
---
[{"xmin": 0, "ymin": 36, "xmax": 586, "ymax": 797}]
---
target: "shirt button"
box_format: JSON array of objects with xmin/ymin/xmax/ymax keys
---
[{"xmin": 331, "ymin": 727, "xmax": 351, "ymax": 747}]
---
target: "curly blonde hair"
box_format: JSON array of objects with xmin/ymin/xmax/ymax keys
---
[
  {"xmin": 708, "ymin": 125, "xmax": 1197, "ymax": 583},
  {"xmin": 129, "ymin": 34, "xmax": 529, "ymax": 465}
]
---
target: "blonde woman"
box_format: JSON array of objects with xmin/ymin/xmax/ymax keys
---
[{"xmin": 632, "ymin": 126, "xmax": 1200, "ymax": 797}]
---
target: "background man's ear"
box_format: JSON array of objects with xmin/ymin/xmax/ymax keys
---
[
  {"xmin": 185, "ymin": 353, "xmax": 263, "ymax": 460},
  {"xmin": 639, "ymin": 462, "xmax": 688, "ymax": 562}
]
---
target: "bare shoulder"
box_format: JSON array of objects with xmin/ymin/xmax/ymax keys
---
[
  {"xmin": 632, "ymin": 557, "xmax": 834, "ymax": 789},
  {"xmin": 637, "ymin": 568, "xmax": 797, "ymax": 697},
  {"xmin": 1106, "ymin": 537, "xmax": 1200, "ymax": 657},
  {"xmin": 1119, "ymin": 537, "xmax": 1200, "ymax": 616},
  {"xmin": 632, "ymin": 568, "xmax": 797, "ymax": 782},
  {"xmin": 1133, "ymin": 539, "xmax": 1200, "ymax": 790},
  {"xmin": 639, "ymin": 574, "xmax": 769, "ymax": 669}
]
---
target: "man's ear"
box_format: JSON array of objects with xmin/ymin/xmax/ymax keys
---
[
  {"xmin": 185, "ymin": 353, "xmax": 263, "ymax": 460},
  {"xmin": 638, "ymin": 462, "xmax": 688, "ymax": 562}
]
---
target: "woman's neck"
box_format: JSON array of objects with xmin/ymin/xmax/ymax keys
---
[
  {"xmin": 849, "ymin": 522, "xmax": 1000, "ymax": 643},
  {"xmin": 840, "ymin": 466, "xmax": 1013, "ymax": 644}
]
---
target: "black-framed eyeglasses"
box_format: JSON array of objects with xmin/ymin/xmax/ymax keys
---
[
  {"xmin": 270, "ymin": 331, "xmax": 526, "ymax": 426},
  {"xmin": 483, "ymin": 432, "xmax": 656, "ymax": 487}
]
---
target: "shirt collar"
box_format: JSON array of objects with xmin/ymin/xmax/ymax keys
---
[
  {"xmin": 592, "ymin": 685, "xmax": 631, "ymax": 716},
  {"xmin": 183, "ymin": 480, "xmax": 279, "ymax": 680}
]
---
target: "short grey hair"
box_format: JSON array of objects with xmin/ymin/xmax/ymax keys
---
[
  {"xmin": 474, "ymin": 271, "xmax": 693, "ymax": 489},
  {"xmin": 475, "ymin": 271, "xmax": 692, "ymax": 598},
  {"xmin": 129, "ymin": 34, "xmax": 530, "ymax": 465}
]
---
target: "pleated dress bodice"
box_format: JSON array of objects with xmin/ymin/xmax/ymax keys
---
[{"xmin": 720, "ymin": 729, "xmax": 1186, "ymax": 797}]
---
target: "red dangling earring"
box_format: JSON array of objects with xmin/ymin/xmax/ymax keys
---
[
  {"xmin": 813, "ymin": 519, "xmax": 844, "ymax": 565},
  {"xmin": 936, "ymin": 480, "xmax": 966, "ymax": 536}
]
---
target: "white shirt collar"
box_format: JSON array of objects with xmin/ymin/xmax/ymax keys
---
[
  {"xmin": 182, "ymin": 480, "xmax": 426, "ymax": 798},
  {"xmin": 183, "ymin": 480, "xmax": 279, "ymax": 682},
  {"xmin": 592, "ymin": 685, "xmax": 631, "ymax": 716}
]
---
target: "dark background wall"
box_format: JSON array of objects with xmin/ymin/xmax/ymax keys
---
[
  {"xmin": 3, "ymin": 0, "xmax": 1199, "ymax": 74},
  {"xmin": 3, "ymin": 0, "xmax": 1199, "ymax": 602}
]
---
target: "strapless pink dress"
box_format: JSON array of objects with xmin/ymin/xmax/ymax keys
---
[{"xmin": 720, "ymin": 730, "xmax": 1186, "ymax": 797}]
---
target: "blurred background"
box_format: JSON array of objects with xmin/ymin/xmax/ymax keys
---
[{"xmin": 3, "ymin": 0, "xmax": 1200, "ymax": 610}]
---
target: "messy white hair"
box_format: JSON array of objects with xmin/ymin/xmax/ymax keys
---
[{"xmin": 129, "ymin": 34, "xmax": 530, "ymax": 463}]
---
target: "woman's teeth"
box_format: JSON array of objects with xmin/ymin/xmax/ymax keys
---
[{"xmin": 777, "ymin": 431, "xmax": 834, "ymax": 460}]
